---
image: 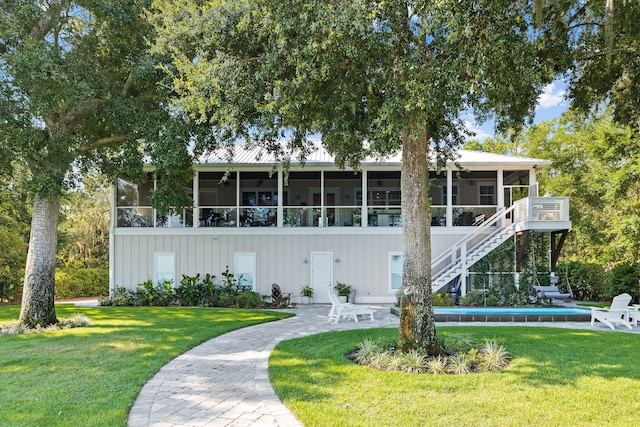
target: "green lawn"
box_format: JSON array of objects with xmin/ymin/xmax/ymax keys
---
[
  {"xmin": 270, "ymin": 327, "xmax": 640, "ymax": 427},
  {"xmin": 0, "ymin": 304, "xmax": 291, "ymax": 427}
]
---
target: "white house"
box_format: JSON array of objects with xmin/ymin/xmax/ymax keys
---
[{"xmin": 109, "ymin": 143, "xmax": 571, "ymax": 303}]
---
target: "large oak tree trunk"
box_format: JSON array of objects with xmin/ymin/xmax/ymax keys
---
[
  {"xmin": 398, "ymin": 132, "xmax": 439, "ymax": 355},
  {"xmin": 19, "ymin": 195, "xmax": 60, "ymax": 327}
]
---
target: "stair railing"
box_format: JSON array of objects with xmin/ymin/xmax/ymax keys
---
[{"xmin": 431, "ymin": 203, "xmax": 520, "ymax": 282}]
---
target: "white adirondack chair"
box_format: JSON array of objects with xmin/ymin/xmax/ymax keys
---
[
  {"xmin": 327, "ymin": 289, "xmax": 374, "ymax": 324},
  {"xmin": 590, "ymin": 293, "xmax": 633, "ymax": 330}
]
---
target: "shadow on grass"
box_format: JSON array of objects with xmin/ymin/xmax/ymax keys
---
[
  {"xmin": 270, "ymin": 325, "xmax": 640, "ymax": 397},
  {"xmin": 0, "ymin": 305, "xmax": 293, "ymax": 427}
]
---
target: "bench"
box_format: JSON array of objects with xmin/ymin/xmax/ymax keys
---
[{"xmin": 530, "ymin": 285, "xmax": 572, "ymax": 304}]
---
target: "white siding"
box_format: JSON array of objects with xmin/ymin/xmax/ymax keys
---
[{"xmin": 111, "ymin": 227, "xmax": 480, "ymax": 303}]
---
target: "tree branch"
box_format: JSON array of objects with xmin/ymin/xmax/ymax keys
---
[
  {"xmin": 66, "ymin": 99, "xmax": 108, "ymax": 132},
  {"xmin": 121, "ymin": 69, "xmax": 136, "ymax": 97},
  {"xmin": 28, "ymin": 0, "xmax": 67, "ymax": 41},
  {"xmin": 29, "ymin": 17, "xmax": 53, "ymax": 40},
  {"xmin": 80, "ymin": 136, "xmax": 127, "ymax": 154}
]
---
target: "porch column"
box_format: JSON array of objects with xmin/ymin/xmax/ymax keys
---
[
  {"xmin": 235, "ymin": 171, "xmax": 240, "ymax": 227},
  {"xmin": 277, "ymin": 167, "xmax": 283, "ymax": 227},
  {"xmin": 361, "ymin": 170, "xmax": 368, "ymax": 227},
  {"xmin": 193, "ymin": 171, "xmax": 200, "ymax": 228},
  {"xmin": 497, "ymin": 169, "xmax": 504, "ymax": 209},
  {"xmin": 446, "ymin": 169, "xmax": 453, "ymax": 227},
  {"xmin": 529, "ymin": 169, "xmax": 538, "ymax": 197},
  {"xmin": 320, "ymin": 170, "xmax": 325, "ymax": 227},
  {"xmin": 497, "ymin": 169, "xmax": 504, "ymax": 227}
]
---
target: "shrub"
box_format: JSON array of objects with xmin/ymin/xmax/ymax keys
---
[
  {"xmin": 398, "ymin": 349, "xmax": 428, "ymax": 374},
  {"xmin": 55, "ymin": 267, "xmax": 109, "ymax": 299},
  {"xmin": 334, "ymin": 281, "xmax": 352, "ymax": 297},
  {"xmin": 479, "ymin": 340, "xmax": 511, "ymax": 372},
  {"xmin": 352, "ymin": 334, "xmax": 510, "ymax": 375},
  {"xmin": 102, "ymin": 268, "xmax": 262, "ymax": 308},
  {"xmin": 440, "ymin": 334, "xmax": 476, "ymax": 353},
  {"xmin": 219, "ymin": 293, "xmax": 235, "ymax": 307},
  {"xmin": 458, "ymin": 290, "xmax": 484, "ymax": 306},
  {"xmin": 485, "ymin": 294, "xmax": 501, "ymax": 306},
  {"xmin": 354, "ymin": 339, "xmax": 383, "ymax": 365},
  {"xmin": 446, "ymin": 354, "xmax": 473, "ymax": 375},
  {"xmin": 558, "ymin": 260, "xmax": 608, "ymax": 301},
  {"xmin": 0, "ymin": 227, "xmax": 27, "ymax": 303},
  {"xmin": 60, "ymin": 313, "xmax": 93, "ymax": 328},
  {"xmin": 1, "ymin": 313, "xmax": 92, "ymax": 337},
  {"xmin": 135, "ymin": 280, "xmax": 175, "ymax": 306},
  {"xmin": 235, "ymin": 291, "xmax": 262, "ymax": 308},
  {"xmin": 607, "ymin": 262, "xmax": 640, "ymax": 302},
  {"xmin": 432, "ymin": 292, "xmax": 454, "ymax": 306},
  {"xmin": 176, "ymin": 274, "xmax": 199, "ymax": 306},
  {"xmin": 101, "ymin": 286, "xmax": 135, "ymax": 306},
  {"xmin": 425, "ymin": 356, "xmax": 448, "ymax": 374}
]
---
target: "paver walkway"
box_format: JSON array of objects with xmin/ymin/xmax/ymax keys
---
[
  {"xmin": 127, "ymin": 304, "xmax": 398, "ymax": 427},
  {"xmin": 125, "ymin": 303, "xmax": 640, "ymax": 427}
]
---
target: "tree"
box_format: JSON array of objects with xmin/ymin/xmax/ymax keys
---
[
  {"xmin": 519, "ymin": 112, "xmax": 640, "ymax": 265},
  {"xmin": 151, "ymin": 0, "xmax": 561, "ymax": 352},
  {"xmin": 0, "ymin": 1, "xmax": 192, "ymax": 327},
  {"xmin": 0, "ymin": 165, "xmax": 30, "ymax": 302},
  {"xmin": 561, "ymin": 0, "xmax": 640, "ymax": 130},
  {"xmin": 58, "ymin": 172, "xmax": 111, "ymax": 269}
]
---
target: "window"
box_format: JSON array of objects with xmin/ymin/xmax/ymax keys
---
[
  {"xmin": 154, "ymin": 253, "xmax": 175, "ymax": 286},
  {"xmin": 234, "ymin": 253, "xmax": 256, "ymax": 290},
  {"xmin": 479, "ymin": 185, "xmax": 495, "ymax": 205},
  {"xmin": 389, "ymin": 252, "xmax": 403, "ymax": 291}
]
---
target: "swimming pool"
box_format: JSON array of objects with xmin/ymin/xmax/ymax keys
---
[{"xmin": 431, "ymin": 306, "xmax": 592, "ymax": 322}]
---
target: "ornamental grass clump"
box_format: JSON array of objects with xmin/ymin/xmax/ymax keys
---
[
  {"xmin": 350, "ymin": 334, "xmax": 510, "ymax": 374},
  {"xmin": 0, "ymin": 313, "xmax": 92, "ymax": 337},
  {"xmin": 479, "ymin": 339, "xmax": 511, "ymax": 372},
  {"xmin": 425, "ymin": 355, "xmax": 448, "ymax": 374}
]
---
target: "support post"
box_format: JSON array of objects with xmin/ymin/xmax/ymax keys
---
[{"xmin": 550, "ymin": 229, "xmax": 569, "ymax": 271}]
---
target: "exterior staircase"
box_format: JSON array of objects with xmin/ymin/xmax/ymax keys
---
[
  {"xmin": 429, "ymin": 196, "xmax": 570, "ymax": 294},
  {"xmin": 431, "ymin": 205, "xmax": 517, "ymax": 293}
]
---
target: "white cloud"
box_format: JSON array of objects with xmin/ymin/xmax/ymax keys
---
[
  {"xmin": 537, "ymin": 82, "xmax": 566, "ymax": 110},
  {"xmin": 464, "ymin": 120, "xmax": 492, "ymax": 141}
]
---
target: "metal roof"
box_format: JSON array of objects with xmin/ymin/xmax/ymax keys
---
[{"xmin": 196, "ymin": 140, "xmax": 551, "ymax": 169}]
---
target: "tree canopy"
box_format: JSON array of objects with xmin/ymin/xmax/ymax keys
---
[
  {"xmin": 0, "ymin": 0, "xmax": 192, "ymax": 326},
  {"xmin": 150, "ymin": 0, "xmax": 564, "ymax": 351},
  {"xmin": 564, "ymin": 0, "xmax": 640, "ymax": 130}
]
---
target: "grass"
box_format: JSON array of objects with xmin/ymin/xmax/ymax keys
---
[
  {"xmin": 0, "ymin": 304, "xmax": 291, "ymax": 427},
  {"xmin": 270, "ymin": 326, "xmax": 640, "ymax": 427}
]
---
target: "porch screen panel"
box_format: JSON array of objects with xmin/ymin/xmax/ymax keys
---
[
  {"xmin": 324, "ymin": 171, "xmax": 362, "ymax": 226},
  {"xmin": 198, "ymin": 171, "xmax": 237, "ymax": 227},
  {"xmin": 284, "ymin": 171, "xmax": 320, "ymax": 227}
]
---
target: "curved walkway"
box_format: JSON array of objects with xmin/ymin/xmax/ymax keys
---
[{"xmin": 125, "ymin": 304, "xmax": 640, "ymax": 427}]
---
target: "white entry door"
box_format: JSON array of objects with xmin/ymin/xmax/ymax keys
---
[{"xmin": 311, "ymin": 252, "xmax": 333, "ymax": 303}]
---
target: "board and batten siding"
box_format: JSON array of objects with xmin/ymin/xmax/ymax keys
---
[{"xmin": 111, "ymin": 228, "xmax": 474, "ymax": 303}]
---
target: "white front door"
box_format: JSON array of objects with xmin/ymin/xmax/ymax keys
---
[{"xmin": 311, "ymin": 252, "xmax": 333, "ymax": 303}]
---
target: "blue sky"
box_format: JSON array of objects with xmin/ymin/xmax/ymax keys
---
[{"xmin": 466, "ymin": 80, "xmax": 568, "ymax": 141}]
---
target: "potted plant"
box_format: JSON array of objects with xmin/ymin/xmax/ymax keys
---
[
  {"xmin": 334, "ymin": 281, "xmax": 353, "ymax": 303},
  {"xmin": 301, "ymin": 284, "xmax": 314, "ymax": 304}
]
